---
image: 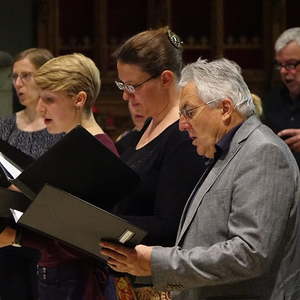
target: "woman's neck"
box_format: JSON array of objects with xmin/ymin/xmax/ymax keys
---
[
  {"xmin": 16, "ymin": 106, "xmax": 46, "ymax": 132},
  {"xmin": 80, "ymin": 112, "xmax": 104, "ymax": 136},
  {"xmin": 136, "ymin": 88, "xmax": 180, "ymax": 149}
]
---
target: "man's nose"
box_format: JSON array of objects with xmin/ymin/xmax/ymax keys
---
[
  {"xmin": 179, "ymin": 117, "xmax": 191, "ymax": 131},
  {"xmin": 280, "ymin": 66, "xmax": 292, "ymax": 75}
]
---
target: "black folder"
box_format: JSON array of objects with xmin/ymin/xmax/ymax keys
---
[
  {"xmin": 0, "ymin": 140, "xmax": 34, "ymax": 231},
  {"xmin": 0, "ymin": 139, "xmax": 34, "ymax": 170},
  {"xmin": 0, "ymin": 187, "xmax": 31, "ymax": 231},
  {"xmin": 18, "ymin": 185, "xmax": 147, "ymax": 260},
  {"xmin": 0, "ymin": 187, "xmax": 31, "ymax": 217},
  {"xmin": 13, "ymin": 126, "xmax": 140, "ymax": 210},
  {"xmin": 0, "ymin": 139, "xmax": 34, "ymax": 186}
]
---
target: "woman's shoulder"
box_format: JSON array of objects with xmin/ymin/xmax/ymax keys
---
[
  {"xmin": 0, "ymin": 114, "xmax": 16, "ymax": 137},
  {"xmin": 0, "ymin": 114, "xmax": 16, "ymax": 125}
]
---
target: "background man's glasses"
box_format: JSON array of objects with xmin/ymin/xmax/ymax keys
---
[
  {"xmin": 274, "ymin": 61, "xmax": 300, "ymax": 71},
  {"xmin": 115, "ymin": 75, "xmax": 157, "ymax": 94},
  {"xmin": 11, "ymin": 72, "xmax": 33, "ymax": 83}
]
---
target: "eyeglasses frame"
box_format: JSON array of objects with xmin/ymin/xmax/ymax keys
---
[
  {"xmin": 115, "ymin": 74, "xmax": 158, "ymax": 94},
  {"xmin": 274, "ymin": 60, "xmax": 300, "ymax": 71},
  {"xmin": 11, "ymin": 72, "xmax": 33, "ymax": 84},
  {"xmin": 179, "ymin": 98, "xmax": 222, "ymax": 120}
]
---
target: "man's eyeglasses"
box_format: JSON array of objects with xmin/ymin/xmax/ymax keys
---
[
  {"xmin": 274, "ymin": 61, "xmax": 300, "ymax": 71},
  {"xmin": 179, "ymin": 98, "xmax": 221, "ymax": 119},
  {"xmin": 115, "ymin": 75, "xmax": 157, "ymax": 94},
  {"xmin": 11, "ymin": 72, "xmax": 33, "ymax": 83}
]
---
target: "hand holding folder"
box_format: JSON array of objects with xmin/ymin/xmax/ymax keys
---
[
  {"xmin": 0, "ymin": 126, "xmax": 144, "ymax": 260},
  {"xmin": 17, "ymin": 185, "xmax": 147, "ymax": 261}
]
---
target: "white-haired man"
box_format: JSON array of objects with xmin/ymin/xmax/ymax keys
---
[
  {"xmin": 263, "ymin": 27, "xmax": 300, "ymax": 168},
  {"xmin": 101, "ymin": 58, "xmax": 300, "ymax": 300}
]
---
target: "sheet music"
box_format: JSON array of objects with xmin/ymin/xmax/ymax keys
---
[
  {"xmin": 9, "ymin": 208, "xmax": 23, "ymax": 222},
  {"xmin": 0, "ymin": 152, "xmax": 22, "ymax": 180}
]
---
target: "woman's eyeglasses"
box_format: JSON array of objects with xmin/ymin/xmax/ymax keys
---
[
  {"xmin": 115, "ymin": 75, "xmax": 157, "ymax": 94},
  {"xmin": 11, "ymin": 72, "xmax": 33, "ymax": 83}
]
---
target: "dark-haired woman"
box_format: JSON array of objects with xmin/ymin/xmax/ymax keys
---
[{"xmin": 112, "ymin": 27, "xmax": 206, "ymax": 299}]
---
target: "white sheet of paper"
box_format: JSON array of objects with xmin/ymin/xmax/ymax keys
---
[
  {"xmin": 0, "ymin": 152, "xmax": 22, "ymax": 179},
  {"xmin": 9, "ymin": 209, "xmax": 23, "ymax": 222}
]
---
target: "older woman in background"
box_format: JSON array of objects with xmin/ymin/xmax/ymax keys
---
[{"xmin": 0, "ymin": 48, "xmax": 63, "ymax": 300}]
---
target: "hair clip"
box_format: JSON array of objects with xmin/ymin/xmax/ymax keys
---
[{"xmin": 167, "ymin": 30, "xmax": 183, "ymax": 49}]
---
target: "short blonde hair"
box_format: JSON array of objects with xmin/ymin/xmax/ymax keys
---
[
  {"xmin": 34, "ymin": 53, "xmax": 101, "ymax": 111},
  {"xmin": 251, "ymin": 93, "xmax": 263, "ymax": 118}
]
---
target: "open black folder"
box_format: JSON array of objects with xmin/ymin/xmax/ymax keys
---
[
  {"xmin": 0, "ymin": 139, "xmax": 34, "ymax": 185},
  {"xmin": 13, "ymin": 126, "xmax": 140, "ymax": 210},
  {"xmin": 18, "ymin": 185, "xmax": 147, "ymax": 260},
  {"xmin": 0, "ymin": 140, "xmax": 35, "ymax": 231},
  {"xmin": 0, "ymin": 139, "xmax": 34, "ymax": 170}
]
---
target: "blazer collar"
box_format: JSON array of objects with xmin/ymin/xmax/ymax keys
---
[{"xmin": 176, "ymin": 115, "xmax": 262, "ymax": 244}]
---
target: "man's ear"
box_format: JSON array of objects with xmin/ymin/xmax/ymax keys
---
[
  {"xmin": 74, "ymin": 91, "xmax": 87, "ymax": 108},
  {"xmin": 220, "ymin": 98, "xmax": 234, "ymax": 121},
  {"xmin": 160, "ymin": 70, "xmax": 174, "ymax": 87}
]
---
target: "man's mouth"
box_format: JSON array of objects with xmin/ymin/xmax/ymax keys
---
[
  {"xmin": 44, "ymin": 118, "xmax": 52, "ymax": 125},
  {"xmin": 284, "ymin": 77, "xmax": 294, "ymax": 85}
]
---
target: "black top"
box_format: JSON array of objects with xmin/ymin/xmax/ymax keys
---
[
  {"xmin": 115, "ymin": 120, "xmax": 206, "ymax": 246},
  {"xmin": 262, "ymin": 84, "xmax": 300, "ymax": 167},
  {"xmin": 115, "ymin": 129, "xmax": 141, "ymax": 155},
  {"xmin": 0, "ymin": 114, "xmax": 63, "ymax": 159}
]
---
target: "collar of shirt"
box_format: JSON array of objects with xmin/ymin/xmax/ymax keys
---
[
  {"xmin": 280, "ymin": 84, "xmax": 300, "ymax": 108},
  {"xmin": 214, "ymin": 123, "xmax": 243, "ymax": 160}
]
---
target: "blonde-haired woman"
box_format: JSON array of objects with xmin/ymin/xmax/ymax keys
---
[{"xmin": 0, "ymin": 53, "xmax": 117, "ymax": 300}]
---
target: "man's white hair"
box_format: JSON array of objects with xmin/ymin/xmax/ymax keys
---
[
  {"xmin": 275, "ymin": 27, "xmax": 300, "ymax": 52},
  {"xmin": 179, "ymin": 58, "xmax": 255, "ymax": 117}
]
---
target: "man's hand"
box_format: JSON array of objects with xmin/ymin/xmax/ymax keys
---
[
  {"xmin": 100, "ymin": 241, "xmax": 152, "ymax": 276},
  {"xmin": 0, "ymin": 226, "xmax": 16, "ymax": 247},
  {"xmin": 278, "ymin": 129, "xmax": 300, "ymax": 152}
]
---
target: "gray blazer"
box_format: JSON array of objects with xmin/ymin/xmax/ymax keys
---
[{"xmin": 151, "ymin": 116, "xmax": 300, "ymax": 300}]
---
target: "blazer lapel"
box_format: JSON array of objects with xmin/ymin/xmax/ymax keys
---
[{"xmin": 176, "ymin": 115, "xmax": 262, "ymax": 245}]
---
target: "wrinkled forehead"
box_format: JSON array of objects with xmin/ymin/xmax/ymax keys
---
[
  {"xmin": 13, "ymin": 58, "xmax": 36, "ymax": 73},
  {"xmin": 276, "ymin": 41, "xmax": 300, "ymax": 62},
  {"xmin": 179, "ymin": 82, "xmax": 203, "ymax": 107}
]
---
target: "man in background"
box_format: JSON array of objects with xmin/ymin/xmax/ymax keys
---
[{"xmin": 263, "ymin": 27, "xmax": 300, "ymax": 168}]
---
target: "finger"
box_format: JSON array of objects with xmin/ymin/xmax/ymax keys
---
[
  {"xmin": 278, "ymin": 129, "xmax": 300, "ymax": 137},
  {"xmin": 290, "ymin": 141, "xmax": 300, "ymax": 152},
  {"xmin": 107, "ymin": 257, "xmax": 128, "ymax": 269},
  {"xmin": 100, "ymin": 241, "xmax": 129, "ymax": 255},
  {"xmin": 284, "ymin": 136, "xmax": 300, "ymax": 145},
  {"xmin": 101, "ymin": 248, "xmax": 127, "ymax": 262}
]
